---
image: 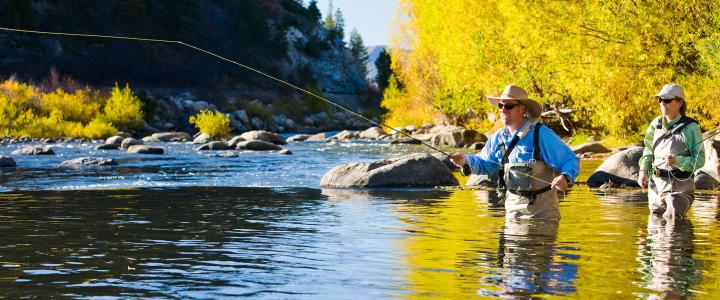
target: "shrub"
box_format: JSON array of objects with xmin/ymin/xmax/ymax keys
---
[
  {"xmin": 103, "ymin": 83, "xmax": 144, "ymax": 131},
  {"xmin": 189, "ymin": 109, "xmax": 231, "ymax": 138},
  {"xmin": 82, "ymin": 117, "xmax": 118, "ymax": 139}
]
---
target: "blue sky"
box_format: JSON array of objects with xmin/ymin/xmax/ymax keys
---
[{"xmin": 312, "ymin": 0, "xmax": 398, "ymax": 46}]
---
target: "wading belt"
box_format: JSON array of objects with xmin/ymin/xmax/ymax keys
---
[
  {"xmin": 507, "ymin": 186, "xmax": 552, "ymax": 205},
  {"xmin": 653, "ymin": 169, "xmax": 693, "ymax": 179}
]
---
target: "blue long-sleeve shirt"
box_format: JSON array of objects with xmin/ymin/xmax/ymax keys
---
[{"xmin": 465, "ymin": 119, "xmax": 580, "ymax": 183}]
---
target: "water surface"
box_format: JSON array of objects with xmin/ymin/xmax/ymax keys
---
[{"xmin": 0, "ymin": 141, "xmax": 719, "ymax": 298}]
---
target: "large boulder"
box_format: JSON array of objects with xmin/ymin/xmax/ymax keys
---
[
  {"xmin": 226, "ymin": 136, "xmax": 246, "ymax": 148},
  {"xmin": 120, "ymin": 138, "xmax": 143, "ymax": 150},
  {"xmin": 11, "ymin": 146, "xmax": 55, "ymax": 155},
  {"xmin": 695, "ymin": 136, "xmax": 720, "ymax": 189},
  {"xmin": 430, "ymin": 127, "xmax": 487, "ymax": 148},
  {"xmin": 240, "ymin": 130, "xmax": 286, "ymax": 145},
  {"xmin": 0, "ymin": 156, "xmax": 16, "ymax": 167},
  {"xmin": 195, "ymin": 141, "xmax": 231, "ymax": 151},
  {"xmin": 105, "ymin": 136, "xmax": 125, "ymax": 145},
  {"xmin": 235, "ymin": 140, "xmax": 283, "ymax": 151},
  {"xmin": 95, "ymin": 143, "xmax": 120, "ymax": 150},
  {"xmin": 287, "ymin": 134, "xmax": 311, "ymax": 142},
  {"xmin": 142, "ymin": 132, "xmax": 191, "ymax": 142},
  {"xmin": 358, "ymin": 126, "xmax": 387, "ymax": 140},
  {"xmin": 330, "ymin": 130, "xmax": 359, "ymax": 141},
  {"xmin": 61, "ymin": 157, "xmax": 117, "ymax": 166},
  {"xmin": 587, "ymin": 146, "xmax": 643, "ymax": 188},
  {"xmin": 192, "ymin": 133, "xmax": 213, "ymax": 144},
  {"xmin": 306, "ymin": 132, "xmax": 327, "ymax": 141},
  {"xmin": 571, "ymin": 142, "xmax": 611, "ymax": 154},
  {"xmin": 127, "ymin": 145, "xmax": 164, "ymax": 154},
  {"xmin": 320, "ymin": 153, "xmax": 459, "ymax": 187}
]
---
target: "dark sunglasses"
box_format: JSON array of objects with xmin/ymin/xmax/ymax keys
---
[
  {"xmin": 497, "ymin": 102, "xmax": 521, "ymax": 110},
  {"xmin": 657, "ymin": 98, "xmax": 680, "ymax": 104}
]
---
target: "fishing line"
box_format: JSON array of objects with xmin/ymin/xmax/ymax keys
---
[
  {"xmin": 0, "ymin": 26, "xmax": 564, "ymax": 187},
  {"xmin": 0, "ymin": 26, "xmax": 450, "ymax": 156}
]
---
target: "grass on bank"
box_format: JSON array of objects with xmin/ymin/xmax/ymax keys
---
[{"xmin": 0, "ymin": 79, "xmax": 144, "ymax": 139}]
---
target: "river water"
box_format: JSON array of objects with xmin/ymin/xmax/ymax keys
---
[{"xmin": 0, "ymin": 140, "xmax": 719, "ymax": 298}]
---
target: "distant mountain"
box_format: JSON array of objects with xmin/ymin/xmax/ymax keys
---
[{"xmin": 365, "ymin": 45, "xmax": 386, "ymax": 81}]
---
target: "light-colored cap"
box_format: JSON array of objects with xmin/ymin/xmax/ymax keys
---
[
  {"xmin": 653, "ymin": 83, "xmax": 685, "ymax": 100},
  {"xmin": 486, "ymin": 84, "xmax": 542, "ymax": 118}
]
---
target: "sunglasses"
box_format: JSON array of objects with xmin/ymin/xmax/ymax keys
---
[
  {"xmin": 497, "ymin": 102, "xmax": 521, "ymax": 110},
  {"xmin": 657, "ymin": 98, "xmax": 680, "ymax": 104}
]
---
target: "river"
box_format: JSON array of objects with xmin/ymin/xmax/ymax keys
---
[{"xmin": 0, "ymin": 139, "xmax": 718, "ymax": 298}]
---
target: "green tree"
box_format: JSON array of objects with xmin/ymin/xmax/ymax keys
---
[
  {"xmin": 323, "ymin": 0, "xmax": 336, "ymax": 32},
  {"xmin": 333, "ymin": 8, "xmax": 345, "ymax": 40},
  {"xmin": 307, "ymin": 0, "xmax": 321, "ymax": 22},
  {"xmin": 349, "ymin": 28, "xmax": 369, "ymax": 77},
  {"xmin": 375, "ymin": 48, "xmax": 392, "ymax": 93}
]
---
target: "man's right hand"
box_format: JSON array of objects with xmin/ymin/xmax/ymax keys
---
[
  {"xmin": 450, "ymin": 153, "xmax": 466, "ymax": 167},
  {"xmin": 638, "ymin": 170, "xmax": 647, "ymax": 189}
]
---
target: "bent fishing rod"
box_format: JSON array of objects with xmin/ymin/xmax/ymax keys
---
[{"xmin": 0, "ymin": 26, "xmax": 450, "ymax": 157}]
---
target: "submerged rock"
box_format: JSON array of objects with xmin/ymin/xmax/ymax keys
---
[
  {"xmin": 142, "ymin": 132, "xmax": 191, "ymax": 142},
  {"xmin": 287, "ymin": 134, "xmax": 311, "ymax": 142},
  {"xmin": 226, "ymin": 136, "xmax": 246, "ymax": 148},
  {"xmin": 320, "ymin": 153, "xmax": 459, "ymax": 187},
  {"xmin": 195, "ymin": 141, "xmax": 231, "ymax": 151},
  {"xmin": 587, "ymin": 147, "xmax": 643, "ymax": 188},
  {"xmin": 95, "ymin": 143, "xmax": 120, "ymax": 150},
  {"xmin": 240, "ymin": 130, "xmax": 286, "ymax": 145},
  {"xmin": 61, "ymin": 157, "xmax": 117, "ymax": 166},
  {"xmin": 127, "ymin": 145, "xmax": 164, "ymax": 154},
  {"xmin": 235, "ymin": 140, "xmax": 282, "ymax": 151},
  {"xmin": 120, "ymin": 138, "xmax": 143, "ymax": 149},
  {"xmin": 306, "ymin": 132, "xmax": 327, "ymax": 141},
  {"xmin": 0, "ymin": 155, "xmax": 16, "ymax": 167},
  {"xmin": 11, "ymin": 146, "xmax": 55, "ymax": 155}
]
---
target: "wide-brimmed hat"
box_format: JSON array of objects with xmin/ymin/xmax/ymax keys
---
[
  {"xmin": 486, "ymin": 84, "xmax": 542, "ymax": 118},
  {"xmin": 653, "ymin": 83, "xmax": 685, "ymax": 101}
]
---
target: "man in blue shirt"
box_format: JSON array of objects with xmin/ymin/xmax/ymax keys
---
[{"xmin": 450, "ymin": 84, "xmax": 580, "ymax": 219}]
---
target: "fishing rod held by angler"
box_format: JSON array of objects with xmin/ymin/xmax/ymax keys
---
[{"xmin": 0, "ymin": 26, "xmax": 451, "ymax": 157}]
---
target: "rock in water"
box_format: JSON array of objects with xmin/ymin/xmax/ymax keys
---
[
  {"xmin": 587, "ymin": 147, "xmax": 643, "ymax": 188},
  {"xmin": 0, "ymin": 156, "xmax": 16, "ymax": 167},
  {"xmin": 320, "ymin": 153, "xmax": 459, "ymax": 187},
  {"xmin": 61, "ymin": 157, "xmax": 117, "ymax": 166}
]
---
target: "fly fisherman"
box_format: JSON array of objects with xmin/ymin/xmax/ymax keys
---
[
  {"xmin": 450, "ymin": 85, "xmax": 579, "ymax": 219},
  {"xmin": 638, "ymin": 84, "xmax": 704, "ymax": 220}
]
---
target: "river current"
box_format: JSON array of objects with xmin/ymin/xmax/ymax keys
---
[{"xmin": 0, "ymin": 139, "xmax": 719, "ymax": 298}]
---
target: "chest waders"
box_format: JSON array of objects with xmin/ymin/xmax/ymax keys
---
[
  {"xmin": 498, "ymin": 123, "xmax": 559, "ymax": 219},
  {"xmin": 648, "ymin": 116, "xmax": 697, "ymax": 218}
]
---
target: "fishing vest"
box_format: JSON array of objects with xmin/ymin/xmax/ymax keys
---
[
  {"xmin": 651, "ymin": 115, "xmax": 697, "ymax": 178},
  {"xmin": 498, "ymin": 122, "xmax": 556, "ymax": 203}
]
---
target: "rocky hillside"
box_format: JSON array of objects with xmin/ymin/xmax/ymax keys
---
[{"xmin": 0, "ymin": 0, "xmax": 369, "ymax": 113}]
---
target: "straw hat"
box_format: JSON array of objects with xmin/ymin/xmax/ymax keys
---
[{"xmin": 486, "ymin": 84, "xmax": 542, "ymax": 118}]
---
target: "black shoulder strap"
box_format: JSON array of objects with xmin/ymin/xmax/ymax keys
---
[
  {"xmin": 533, "ymin": 123, "xmax": 542, "ymax": 161},
  {"xmin": 652, "ymin": 115, "xmax": 697, "ymax": 151}
]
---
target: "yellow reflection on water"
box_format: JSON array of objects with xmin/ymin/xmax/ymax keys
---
[{"xmin": 395, "ymin": 161, "xmax": 720, "ymax": 299}]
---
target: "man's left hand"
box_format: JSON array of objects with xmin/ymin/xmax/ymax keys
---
[{"xmin": 551, "ymin": 175, "xmax": 568, "ymax": 191}]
